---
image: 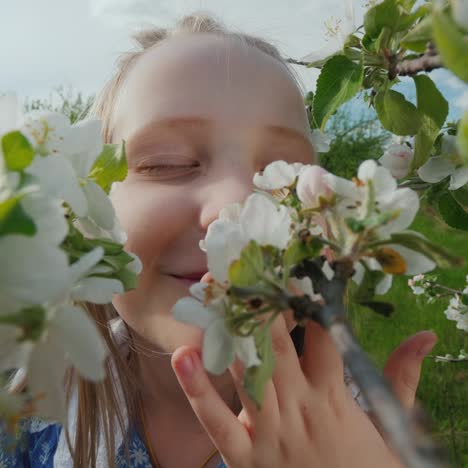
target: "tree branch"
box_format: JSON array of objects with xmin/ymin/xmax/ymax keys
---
[
  {"xmin": 288, "ymin": 259, "xmax": 450, "ymax": 468},
  {"xmin": 390, "ymin": 54, "xmax": 443, "ymax": 80},
  {"xmin": 286, "ymin": 47, "xmax": 443, "ymax": 81}
]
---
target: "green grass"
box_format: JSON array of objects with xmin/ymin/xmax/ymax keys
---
[{"xmin": 348, "ymin": 211, "xmax": 468, "ymax": 467}]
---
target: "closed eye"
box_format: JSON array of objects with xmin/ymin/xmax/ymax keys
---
[{"xmin": 135, "ymin": 161, "xmax": 201, "ymax": 175}]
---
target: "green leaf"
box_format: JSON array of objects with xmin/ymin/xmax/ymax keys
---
[
  {"xmin": 283, "ymin": 237, "xmax": 322, "ymax": 274},
  {"xmin": 115, "ymin": 268, "xmax": 139, "ymax": 290},
  {"xmin": 452, "ymin": 186, "xmax": 468, "ymax": 208},
  {"xmin": 374, "ymin": 90, "xmax": 422, "ymax": 135},
  {"xmin": 438, "ymin": 192, "xmax": 468, "ymax": 230},
  {"xmin": 411, "ymin": 75, "xmax": 449, "ymax": 169},
  {"xmin": 414, "ymin": 75, "xmax": 448, "ymax": 128},
  {"xmin": 401, "ymin": 16, "xmax": 433, "ymax": 52},
  {"xmin": 0, "ymin": 196, "xmax": 36, "ymax": 237},
  {"xmin": 89, "ymin": 142, "xmax": 128, "ymax": 194},
  {"xmin": 313, "ymin": 55, "xmax": 364, "ymax": 131},
  {"xmin": 1, "ymin": 131, "xmax": 35, "ymax": 171},
  {"xmin": 457, "ymin": 111, "xmax": 468, "ymax": 165},
  {"xmin": 462, "ymin": 294, "xmax": 468, "ymax": 306},
  {"xmin": 244, "ymin": 326, "xmax": 275, "ymax": 409},
  {"xmin": 0, "ymin": 306, "xmax": 47, "ymax": 341},
  {"xmin": 389, "ymin": 232, "xmax": 462, "ymax": 268},
  {"xmin": 432, "ymin": 10, "xmax": 468, "ymax": 83},
  {"xmin": 102, "ymin": 250, "xmax": 135, "ymax": 270},
  {"xmin": 364, "ymin": 0, "xmax": 401, "ymax": 38},
  {"xmin": 229, "ymin": 240, "xmax": 264, "ymax": 287}
]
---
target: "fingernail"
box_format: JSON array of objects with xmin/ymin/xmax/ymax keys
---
[
  {"xmin": 176, "ymin": 353, "xmax": 196, "ymax": 380},
  {"xmin": 416, "ymin": 341, "xmax": 436, "ymax": 358}
]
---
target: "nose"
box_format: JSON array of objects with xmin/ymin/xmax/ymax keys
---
[{"xmin": 198, "ymin": 166, "xmax": 254, "ymax": 231}]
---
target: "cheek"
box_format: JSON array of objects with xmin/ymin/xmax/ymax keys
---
[{"xmin": 110, "ymin": 182, "xmax": 194, "ymax": 268}]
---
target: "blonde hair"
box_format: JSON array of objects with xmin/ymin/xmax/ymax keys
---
[{"xmin": 78, "ymin": 12, "xmax": 306, "ymax": 468}]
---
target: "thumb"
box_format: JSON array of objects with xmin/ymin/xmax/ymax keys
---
[{"xmin": 383, "ymin": 331, "xmax": 437, "ymax": 409}]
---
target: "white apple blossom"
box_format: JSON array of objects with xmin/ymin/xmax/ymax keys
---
[
  {"xmin": 0, "ymin": 237, "xmax": 70, "ymax": 315},
  {"xmin": 417, "ymin": 134, "xmax": 468, "ymax": 190},
  {"xmin": 417, "ymin": 156, "xmax": 468, "ymax": 190},
  {"xmin": 253, "ymin": 160, "xmax": 305, "ymax": 191},
  {"xmin": 444, "ymin": 292, "xmax": 468, "ymax": 332},
  {"xmin": 379, "ymin": 144, "xmax": 414, "ymax": 179},
  {"xmin": 204, "ymin": 193, "xmax": 291, "ymax": 284},
  {"xmin": 172, "ymin": 283, "xmax": 260, "ymax": 375},
  {"xmin": 301, "ymin": 0, "xmax": 355, "ymax": 65},
  {"xmin": 310, "ymin": 129, "xmax": 332, "ymax": 153},
  {"xmin": 352, "ymin": 244, "xmax": 436, "ymax": 295},
  {"xmin": 0, "ymin": 247, "xmax": 122, "ymax": 423},
  {"xmin": 324, "ymin": 159, "xmax": 420, "ymax": 239},
  {"xmin": 296, "ymin": 165, "xmax": 333, "ymax": 209},
  {"xmin": 408, "ymin": 274, "xmax": 427, "ymax": 295}
]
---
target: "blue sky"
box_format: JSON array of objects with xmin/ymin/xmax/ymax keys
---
[{"xmin": 0, "ymin": 0, "xmax": 466, "ymax": 119}]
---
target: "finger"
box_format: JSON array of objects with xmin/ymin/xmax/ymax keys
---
[
  {"xmin": 383, "ymin": 331, "xmax": 437, "ymax": 409},
  {"xmin": 228, "ymin": 358, "xmax": 280, "ymax": 444},
  {"xmin": 269, "ymin": 312, "xmax": 307, "ymax": 401},
  {"xmin": 301, "ymin": 320, "xmax": 345, "ymax": 392},
  {"xmin": 171, "ymin": 346, "xmax": 251, "ymax": 462}
]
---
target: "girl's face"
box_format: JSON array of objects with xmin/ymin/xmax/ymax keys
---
[{"xmin": 110, "ymin": 33, "xmax": 315, "ymax": 352}]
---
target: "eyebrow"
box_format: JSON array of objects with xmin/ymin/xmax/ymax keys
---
[{"xmin": 126, "ymin": 116, "xmax": 314, "ymax": 154}]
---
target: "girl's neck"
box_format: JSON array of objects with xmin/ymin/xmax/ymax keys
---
[{"xmin": 136, "ymin": 349, "xmax": 239, "ymax": 427}]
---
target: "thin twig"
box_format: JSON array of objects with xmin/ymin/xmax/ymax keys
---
[
  {"xmin": 391, "ymin": 54, "xmax": 443, "ymax": 79},
  {"xmin": 288, "ymin": 259, "xmax": 450, "ymax": 468}
]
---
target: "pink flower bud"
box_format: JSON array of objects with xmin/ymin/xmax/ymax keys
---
[{"xmin": 296, "ymin": 165, "xmax": 333, "ymax": 209}]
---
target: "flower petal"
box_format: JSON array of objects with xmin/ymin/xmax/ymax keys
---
[
  {"xmin": 53, "ymin": 304, "xmax": 108, "ymax": 381},
  {"xmin": 0, "ymin": 325, "xmax": 32, "ymax": 371},
  {"xmin": 70, "ymin": 277, "xmax": 124, "ymax": 303},
  {"xmin": 189, "ymin": 282, "xmax": 208, "ymax": 302},
  {"xmin": 417, "ymin": 157, "xmax": 455, "ymax": 183},
  {"xmin": 69, "ymin": 247, "xmax": 104, "ymax": 284},
  {"xmin": 21, "ymin": 192, "xmax": 68, "ymax": 245},
  {"xmin": 310, "ymin": 130, "xmax": 331, "ymax": 153},
  {"xmin": 27, "ymin": 333, "xmax": 69, "ymax": 423},
  {"xmin": 233, "ymin": 336, "xmax": 261, "ymax": 368},
  {"xmin": 172, "ymin": 297, "xmax": 219, "ymax": 329},
  {"xmin": 376, "ymin": 274, "xmax": 393, "ymax": 295},
  {"xmin": 26, "ymin": 155, "xmax": 88, "ymax": 217},
  {"xmin": 202, "ymin": 319, "xmax": 235, "ymax": 375},
  {"xmin": 389, "ymin": 245, "xmax": 436, "ymax": 275},
  {"xmin": 253, "ymin": 160, "xmax": 297, "ymax": 190},
  {"xmin": 82, "ymin": 181, "xmax": 116, "ymax": 230},
  {"xmin": 241, "ymin": 194, "xmax": 291, "ymax": 249},
  {"xmin": 0, "ymin": 237, "xmax": 69, "ymax": 313},
  {"xmin": 378, "ymin": 188, "xmax": 419, "ymax": 238},
  {"xmin": 449, "ymin": 166, "xmax": 468, "ymax": 190},
  {"xmin": 205, "ymin": 220, "xmax": 245, "ymax": 284},
  {"xmin": 65, "ymin": 119, "xmax": 103, "ymax": 176},
  {"xmin": 323, "ymin": 173, "xmax": 359, "ymax": 200}
]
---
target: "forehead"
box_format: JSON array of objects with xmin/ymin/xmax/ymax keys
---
[{"xmin": 111, "ymin": 33, "xmax": 310, "ymax": 144}]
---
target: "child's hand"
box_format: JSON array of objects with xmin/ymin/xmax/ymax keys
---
[{"xmin": 172, "ymin": 317, "xmax": 436, "ymax": 468}]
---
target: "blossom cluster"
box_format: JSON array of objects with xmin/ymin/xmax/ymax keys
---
[
  {"xmin": 0, "ymin": 95, "xmax": 139, "ymax": 425},
  {"xmin": 172, "ymin": 159, "xmax": 455, "ymax": 402}
]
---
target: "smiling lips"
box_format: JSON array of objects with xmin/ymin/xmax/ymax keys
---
[{"xmin": 170, "ymin": 271, "xmax": 207, "ymax": 286}]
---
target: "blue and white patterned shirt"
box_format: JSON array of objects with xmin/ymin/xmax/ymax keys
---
[{"xmin": 0, "ymin": 417, "xmax": 227, "ymax": 467}]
